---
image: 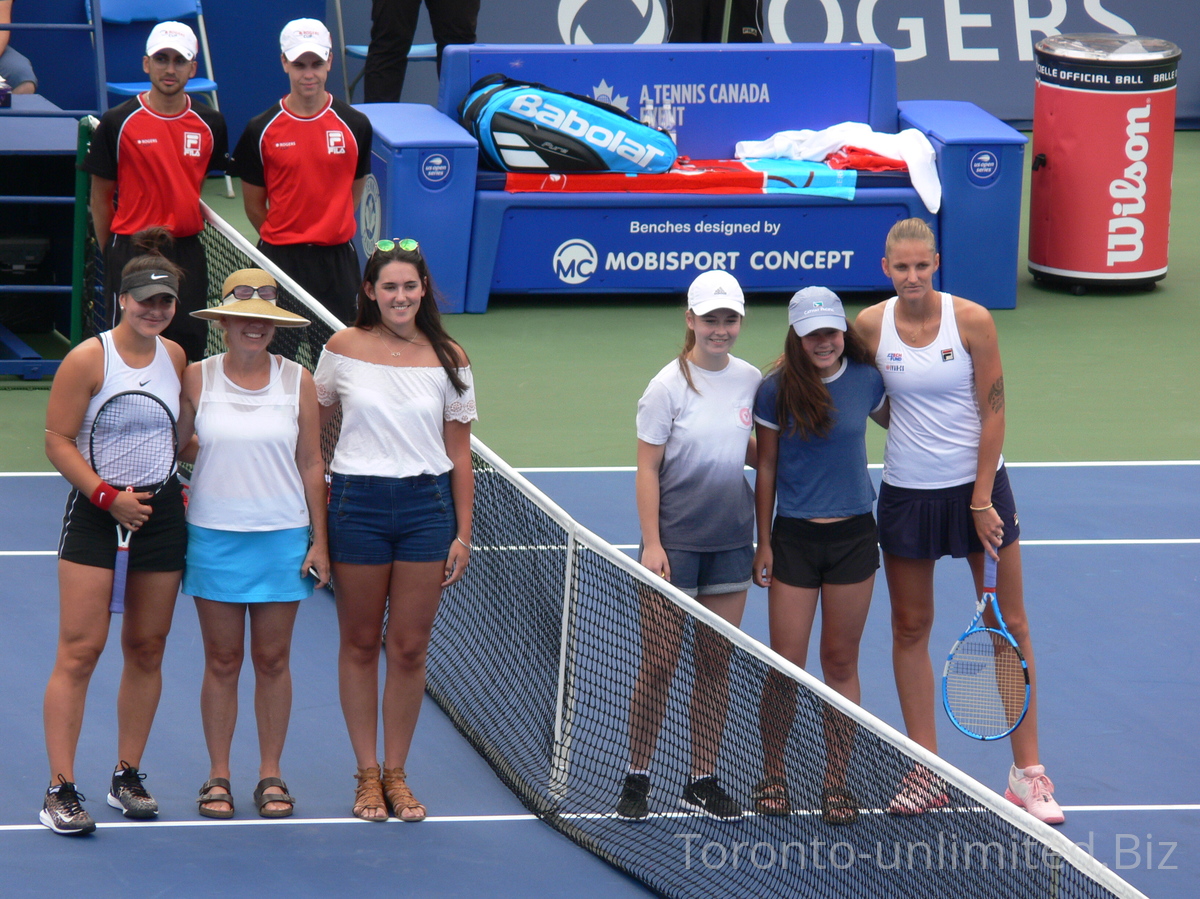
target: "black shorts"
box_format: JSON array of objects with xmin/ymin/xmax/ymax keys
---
[
  {"xmin": 769, "ymin": 513, "xmax": 879, "ymax": 589},
  {"xmin": 257, "ymin": 240, "xmax": 360, "ymax": 325},
  {"xmin": 58, "ymin": 477, "xmax": 187, "ymax": 571},
  {"xmin": 104, "ymin": 232, "xmax": 209, "ymax": 362},
  {"xmin": 877, "ymin": 465, "xmax": 1021, "ymax": 560}
]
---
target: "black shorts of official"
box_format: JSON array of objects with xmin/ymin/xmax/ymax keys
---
[
  {"xmin": 257, "ymin": 240, "xmax": 360, "ymax": 325},
  {"xmin": 104, "ymin": 232, "xmax": 210, "ymax": 362},
  {"xmin": 769, "ymin": 513, "xmax": 879, "ymax": 589},
  {"xmin": 667, "ymin": 0, "xmax": 762, "ymax": 42},
  {"xmin": 877, "ymin": 465, "xmax": 1021, "ymax": 560},
  {"xmin": 58, "ymin": 477, "xmax": 187, "ymax": 571}
]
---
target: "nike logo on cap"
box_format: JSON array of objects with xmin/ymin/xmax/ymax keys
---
[{"xmin": 150, "ymin": 273, "xmax": 168, "ymax": 280}]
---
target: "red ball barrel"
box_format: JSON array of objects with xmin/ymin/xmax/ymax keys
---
[{"xmin": 1028, "ymin": 34, "xmax": 1181, "ymax": 289}]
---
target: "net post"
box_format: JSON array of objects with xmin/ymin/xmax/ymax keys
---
[
  {"xmin": 548, "ymin": 521, "xmax": 580, "ymax": 805},
  {"xmin": 71, "ymin": 116, "xmax": 100, "ymax": 347}
]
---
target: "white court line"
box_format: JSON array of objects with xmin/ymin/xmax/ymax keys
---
[
  {"xmin": 0, "ymin": 551, "xmax": 57, "ymax": 556},
  {"xmin": 3, "ymin": 804, "xmax": 1196, "ymax": 833},
  {"xmin": 513, "ymin": 461, "xmax": 1200, "ymax": 474}
]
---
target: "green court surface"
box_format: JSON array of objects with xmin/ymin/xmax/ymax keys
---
[{"xmin": 3, "ymin": 133, "xmax": 1196, "ymax": 470}]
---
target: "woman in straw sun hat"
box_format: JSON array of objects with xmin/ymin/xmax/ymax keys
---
[{"xmin": 176, "ymin": 268, "xmax": 330, "ymax": 819}]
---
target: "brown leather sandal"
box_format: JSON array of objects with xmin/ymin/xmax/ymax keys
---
[
  {"xmin": 353, "ymin": 767, "xmax": 387, "ymax": 822},
  {"xmin": 381, "ymin": 767, "xmax": 426, "ymax": 822}
]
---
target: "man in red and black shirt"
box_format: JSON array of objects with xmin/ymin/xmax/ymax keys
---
[
  {"xmin": 232, "ymin": 19, "xmax": 372, "ymax": 324},
  {"xmin": 82, "ymin": 21, "xmax": 227, "ymax": 361}
]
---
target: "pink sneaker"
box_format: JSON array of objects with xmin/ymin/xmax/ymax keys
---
[
  {"xmin": 1005, "ymin": 764, "xmax": 1065, "ymax": 824},
  {"xmin": 887, "ymin": 766, "xmax": 950, "ymax": 816}
]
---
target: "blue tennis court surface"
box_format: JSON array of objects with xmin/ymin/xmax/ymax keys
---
[{"xmin": 1, "ymin": 463, "xmax": 1195, "ymax": 898}]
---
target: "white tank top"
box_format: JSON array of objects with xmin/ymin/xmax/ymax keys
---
[
  {"xmin": 76, "ymin": 331, "xmax": 181, "ymax": 471},
  {"xmin": 877, "ymin": 293, "xmax": 1002, "ymax": 488},
  {"xmin": 186, "ymin": 354, "xmax": 310, "ymax": 531}
]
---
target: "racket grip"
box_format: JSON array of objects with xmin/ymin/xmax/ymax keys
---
[
  {"xmin": 110, "ymin": 547, "xmax": 129, "ymax": 614},
  {"xmin": 983, "ymin": 552, "xmax": 998, "ymax": 592}
]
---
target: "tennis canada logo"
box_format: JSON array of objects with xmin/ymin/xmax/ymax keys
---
[
  {"xmin": 739, "ymin": 406, "xmax": 752, "ymax": 427},
  {"xmin": 326, "ymin": 130, "xmax": 346, "ymax": 154},
  {"xmin": 183, "ymin": 132, "xmax": 201, "ymax": 157},
  {"xmin": 553, "ymin": 239, "xmax": 598, "ymax": 285}
]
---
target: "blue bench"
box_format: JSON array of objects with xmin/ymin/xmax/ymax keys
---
[{"xmin": 367, "ymin": 43, "xmax": 1026, "ymax": 312}]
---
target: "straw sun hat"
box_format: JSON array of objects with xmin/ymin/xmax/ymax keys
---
[{"xmin": 190, "ymin": 269, "xmax": 310, "ymax": 327}]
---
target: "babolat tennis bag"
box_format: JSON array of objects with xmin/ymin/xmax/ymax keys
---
[{"xmin": 459, "ymin": 73, "xmax": 677, "ymax": 174}]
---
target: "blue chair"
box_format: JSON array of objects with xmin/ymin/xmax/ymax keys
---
[
  {"xmin": 90, "ymin": 0, "xmax": 232, "ymax": 195},
  {"xmin": 332, "ymin": 0, "xmax": 436, "ymax": 103}
]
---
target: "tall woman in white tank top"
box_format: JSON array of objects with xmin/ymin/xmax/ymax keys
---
[
  {"xmin": 41, "ymin": 229, "xmax": 188, "ymax": 834},
  {"xmin": 176, "ymin": 269, "xmax": 330, "ymax": 819},
  {"xmin": 855, "ymin": 218, "xmax": 1063, "ymax": 824}
]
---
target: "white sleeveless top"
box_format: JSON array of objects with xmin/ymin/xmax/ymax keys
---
[
  {"xmin": 186, "ymin": 354, "xmax": 310, "ymax": 531},
  {"xmin": 877, "ymin": 292, "xmax": 1002, "ymax": 489},
  {"xmin": 76, "ymin": 331, "xmax": 181, "ymax": 475}
]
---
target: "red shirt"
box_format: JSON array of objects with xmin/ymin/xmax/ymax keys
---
[
  {"xmin": 81, "ymin": 95, "xmax": 226, "ymax": 238},
  {"xmin": 233, "ymin": 96, "xmax": 372, "ymax": 246}
]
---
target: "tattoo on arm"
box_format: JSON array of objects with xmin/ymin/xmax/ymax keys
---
[{"xmin": 988, "ymin": 376, "xmax": 1005, "ymax": 415}]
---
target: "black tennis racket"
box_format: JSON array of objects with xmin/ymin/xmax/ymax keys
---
[
  {"xmin": 941, "ymin": 553, "xmax": 1030, "ymax": 741},
  {"xmin": 88, "ymin": 391, "xmax": 178, "ymax": 614}
]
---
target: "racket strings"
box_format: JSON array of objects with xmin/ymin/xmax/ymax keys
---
[
  {"xmin": 945, "ymin": 629, "xmax": 1027, "ymax": 737},
  {"xmin": 91, "ymin": 394, "xmax": 178, "ymax": 490}
]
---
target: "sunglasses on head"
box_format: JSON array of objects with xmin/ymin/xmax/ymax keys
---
[
  {"xmin": 374, "ymin": 238, "xmax": 419, "ymax": 254},
  {"xmin": 227, "ymin": 284, "xmax": 279, "ymax": 301}
]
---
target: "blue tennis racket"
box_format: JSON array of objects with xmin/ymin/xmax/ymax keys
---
[
  {"xmin": 941, "ymin": 553, "xmax": 1030, "ymax": 740},
  {"xmin": 88, "ymin": 391, "xmax": 178, "ymax": 614}
]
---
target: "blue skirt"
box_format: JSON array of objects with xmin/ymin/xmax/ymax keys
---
[{"xmin": 183, "ymin": 524, "xmax": 314, "ymax": 603}]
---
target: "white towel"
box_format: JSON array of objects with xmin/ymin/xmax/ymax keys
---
[{"xmin": 735, "ymin": 122, "xmax": 942, "ymax": 214}]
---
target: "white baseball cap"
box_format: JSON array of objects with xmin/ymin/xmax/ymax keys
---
[
  {"xmin": 146, "ymin": 21, "xmax": 198, "ymax": 61},
  {"xmin": 687, "ymin": 270, "xmax": 745, "ymax": 317},
  {"xmin": 281, "ymin": 18, "xmax": 332, "ymax": 62},
  {"xmin": 788, "ymin": 286, "xmax": 847, "ymax": 336}
]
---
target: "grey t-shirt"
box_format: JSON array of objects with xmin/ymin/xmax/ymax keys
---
[{"xmin": 636, "ymin": 356, "xmax": 761, "ymax": 552}]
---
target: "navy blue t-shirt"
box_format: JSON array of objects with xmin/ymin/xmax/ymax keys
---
[{"xmin": 754, "ymin": 358, "xmax": 885, "ymax": 519}]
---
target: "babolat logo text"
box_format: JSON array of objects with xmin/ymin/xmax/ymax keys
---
[
  {"xmin": 507, "ymin": 94, "xmax": 668, "ymax": 170},
  {"xmin": 1107, "ymin": 102, "xmax": 1150, "ymax": 266}
]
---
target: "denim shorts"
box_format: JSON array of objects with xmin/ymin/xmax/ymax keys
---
[
  {"xmin": 656, "ymin": 544, "xmax": 755, "ymax": 598},
  {"xmin": 328, "ymin": 472, "xmax": 457, "ymax": 564}
]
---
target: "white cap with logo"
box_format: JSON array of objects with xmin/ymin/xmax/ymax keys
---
[
  {"xmin": 146, "ymin": 21, "xmax": 198, "ymax": 61},
  {"xmin": 281, "ymin": 18, "xmax": 332, "ymax": 62},
  {"xmin": 788, "ymin": 286, "xmax": 847, "ymax": 336},
  {"xmin": 687, "ymin": 270, "xmax": 746, "ymax": 317}
]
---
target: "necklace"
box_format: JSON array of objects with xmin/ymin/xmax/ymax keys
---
[{"xmin": 374, "ymin": 324, "xmax": 426, "ymax": 356}]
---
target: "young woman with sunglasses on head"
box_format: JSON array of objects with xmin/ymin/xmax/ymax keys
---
[
  {"xmin": 175, "ymin": 269, "xmax": 330, "ymax": 820},
  {"xmin": 41, "ymin": 227, "xmax": 188, "ymax": 834},
  {"xmin": 313, "ymin": 239, "xmax": 476, "ymax": 822}
]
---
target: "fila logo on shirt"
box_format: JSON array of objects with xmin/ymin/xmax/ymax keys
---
[
  {"xmin": 940, "ymin": 348, "xmax": 954, "ymax": 362},
  {"xmin": 183, "ymin": 132, "xmax": 202, "ymax": 157},
  {"xmin": 885, "ymin": 351, "xmax": 904, "ymax": 373},
  {"xmin": 326, "ymin": 130, "xmax": 347, "ymax": 154}
]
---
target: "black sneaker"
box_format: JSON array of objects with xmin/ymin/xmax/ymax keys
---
[
  {"xmin": 615, "ymin": 773, "xmax": 650, "ymax": 820},
  {"xmin": 41, "ymin": 776, "xmax": 96, "ymax": 835},
  {"xmin": 681, "ymin": 776, "xmax": 743, "ymax": 821},
  {"xmin": 107, "ymin": 761, "xmax": 158, "ymax": 819}
]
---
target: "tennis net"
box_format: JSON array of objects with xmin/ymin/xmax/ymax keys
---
[{"xmin": 84, "ymin": 203, "xmax": 1145, "ymax": 899}]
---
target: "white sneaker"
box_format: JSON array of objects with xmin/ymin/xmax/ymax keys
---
[{"xmin": 1005, "ymin": 764, "xmax": 1065, "ymax": 824}]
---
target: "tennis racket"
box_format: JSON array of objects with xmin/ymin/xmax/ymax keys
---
[
  {"xmin": 88, "ymin": 391, "xmax": 179, "ymax": 614},
  {"xmin": 941, "ymin": 553, "xmax": 1030, "ymax": 741}
]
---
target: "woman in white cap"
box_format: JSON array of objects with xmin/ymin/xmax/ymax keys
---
[
  {"xmin": 750, "ymin": 287, "xmax": 886, "ymax": 825},
  {"xmin": 856, "ymin": 218, "xmax": 1062, "ymax": 824},
  {"xmin": 176, "ymin": 269, "xmax": 329, "ymax": 819},
  {"xmin": 41, "ymin": 228, "xmax": 188, "ymax": 835},
  {"xmin": 616, "ymin": 270, "xmax": 761, "ymax": 822}
]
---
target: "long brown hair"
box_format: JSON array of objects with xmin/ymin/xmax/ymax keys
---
[
  {"xmin": 675, "ymin": 315, "xmax": 698, "ymax": 392},
  {"xmin": 772, "ymin": 322, "xmax": 873, "ymax": 438},
  {"xmin": 354, "ymin": 244, "xmax": 469, "ymax": 394}
]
